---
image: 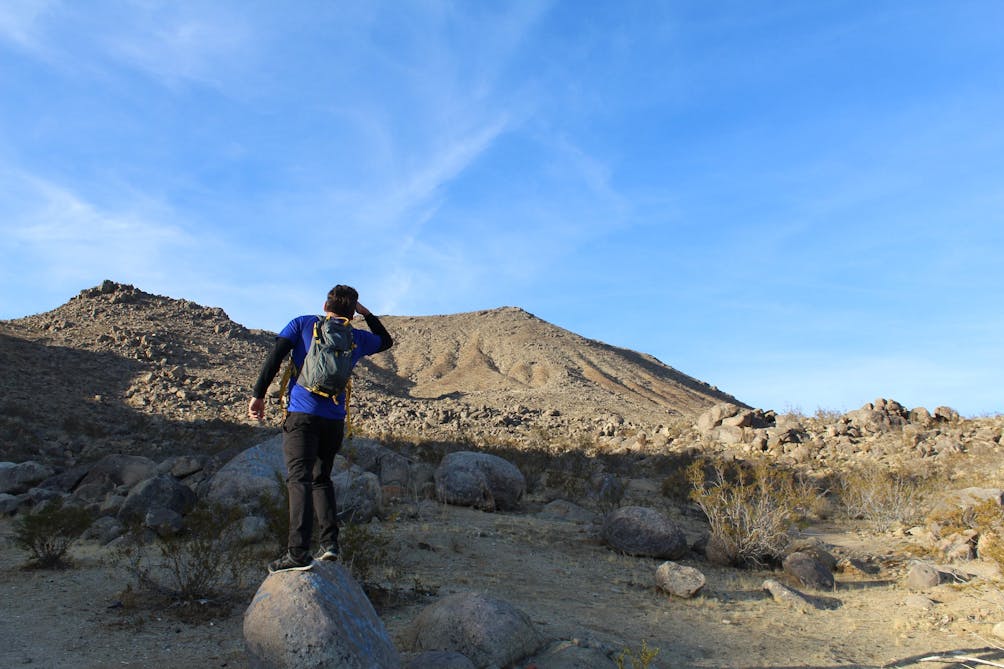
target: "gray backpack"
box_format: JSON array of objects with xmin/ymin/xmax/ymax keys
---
[{"xmin": 295, "ymin": 315, "xmax": 355, "ymax": 401}]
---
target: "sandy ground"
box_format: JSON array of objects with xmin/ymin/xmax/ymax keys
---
[{"xmin": 2, "ymin": 500, "xmax": 1004, "ymax": 669}]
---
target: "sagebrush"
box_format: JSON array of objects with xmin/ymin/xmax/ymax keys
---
[
  {"xmin": 836, "ymin": 464, "xmax": 933, "ymax": 524},
  {"xmin": 13, "ymin": 498, "xmax": 94, "ymax": 568},
  {"xmin": 117, "ymin": 500, "xmax": 259, "ymax": 606},
  {"xmin": 688, "ymin": 458, "xmax": 822, "ymax": 567}
]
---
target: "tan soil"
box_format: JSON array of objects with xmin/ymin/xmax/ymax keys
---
[{"xmin": 3, "ymin": 501, "xmax": 1004, "ymax": 669}]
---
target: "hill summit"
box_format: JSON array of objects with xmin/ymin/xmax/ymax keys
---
[{"xmin": 0, "ymin": 280, "xmax": 743, "ymax": 466}]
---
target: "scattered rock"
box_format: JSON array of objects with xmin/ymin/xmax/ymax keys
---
[
  {"xmin": 144, "ymin": 507, "xmax": 184, "ymax": 537},
  {"xmin": 903, "ymin": 594, "xmax": 936, "ymax": 610},
  {"xmin": 0, "ymin": 461, "xmax": 56, "ymax": 494},
  {"xmin": 0, "ymin": 492, "xmax": 25, "ymax": 515},
  {"xmin": 762, "ymin": 579, "xmax": 815, "ymax": 612},
  {"xmin": 537, "ymin": 500, "xmax": 597, "ymax": 524},
  {"xmin": 118, "ymin": 474, "xmax": 196, "ymax": 524},
  {"xmin": 82, "ymin": 516, "xmax": 125, "ymax": 544}
]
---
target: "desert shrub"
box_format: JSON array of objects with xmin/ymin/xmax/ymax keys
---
[
  {"xmin": 615, "ymin": 640, "xmax": 660, "ymax": 669},
  {"xmin": 928, "ymin": 499, "xmax": 1004, "ymax": 571},
  {"xmin": 650, "ymin": 449, "xmax": 704, "ymax": 502},
  {"xmin": 813, "ymin": 407, "xmax": 844, "ymax": 422},
  {"xmin": 836, "ymin": 465, "xmax": 933, "ymax": 524},
  {"xmin": 117, "ymin": 500, "xmax": 258, "ymax": 605},
  {"xmin": 929, "ymin": 498, "xmax": 1004, "ymax": 538},
  {"xmin": 13, "ymin": 498, "xmax": 94, "ymax": 568},
  {"xmin": 688, "ymin": 458, "xmax": 821, "ymax": 567},
  {"xmin": 339, "ymin": 521, "xmax": 391, "ymax": 582},
  {"xmin": 545, "ymin": 451, "xmax": 591, "ymax": 500}
]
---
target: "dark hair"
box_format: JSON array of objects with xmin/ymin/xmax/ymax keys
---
[{"xmin": 324, "ymin": 285, "xmax": 358, "ymax": 317}]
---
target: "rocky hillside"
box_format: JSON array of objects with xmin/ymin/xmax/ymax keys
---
[{"xmin": 0, "ymin": 280, "xmax": 742, "ymax": 469}]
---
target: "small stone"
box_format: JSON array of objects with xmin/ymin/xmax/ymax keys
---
[
  {"xmin": 904, "ymin": 561, "xmax": 942, "ymax": 590},
  {"xmin": 655, "ymin": 561, "xmax": 706, "ymax": 598}
]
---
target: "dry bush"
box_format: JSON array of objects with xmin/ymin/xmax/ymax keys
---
[
  {"xmin": 688, "ymin": 458, "xmax": 822, "ymax": 567},
  {"xmin": 615, "ymin": 640, "xmax": 660, "ymax": 669},
  {"xmin": 339, "ymin": 521, "xmax": 391, "ymax": 582},
  {"xmin": 116, "ymin": 501, "xmax": 259, "ymax": 608},
  {"xmin": 835, "ymin": 465, "xmax": 934, "ymax": 524},
  {"xmin": 13, "ymin": 498, "xmax": 94, "ymax": 568},
  {"xmin": 929, "ymin": 499, "xmax": 1004, "ymax": 572}
]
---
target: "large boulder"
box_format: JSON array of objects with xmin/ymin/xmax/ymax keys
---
[
  {"xmin": 402, "ymin": 592, "xmax": 543, "ymax": 668},
  {"xmin": 332, "ymin": 469, "xmax": 383, "ymax": 523},
  {"xmin": 526, "ymin": 639, "xmax": 618, "ymax": 668},
  {"xmin": 118, "ymin": 475, "xmax": 196, "ymax": 524},
  {"xmin": 74, "ymin": 455, "xmax": 157, "ymax": 505},
  {"xmin": 206, "ymin": 435, "xmax": 285, "ymax": 508},
  {"xmin": 244, "ymin": 561, "xmax": 400, "ymax": 669},
  {"xmin": 696, "ymin": 403, "xmax": 742, "ymax": 435},
  {"xmin": 76, "ymin": 454, "xmax": 157, "ymax": 492},
  {"xmin": 435, "ymin": 451, "xmax": 525, "ymax": 511},
  {"xmin": 600, "ymin": 506, "xmax": 688, "ymax": 559},
  {"xmin": 0, "ymin": 461, "xmax": 55, "ymax": 494}
]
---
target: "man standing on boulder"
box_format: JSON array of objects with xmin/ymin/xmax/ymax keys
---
[{"xmin": 248, "ymin": 285, "xmax": 393, "ymax": 573}]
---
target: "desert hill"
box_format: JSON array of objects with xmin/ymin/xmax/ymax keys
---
[
  {"xmin": 0, "ymin": 280, "xmax": 741, "ymax": 468},
  {"xmin": 3, "ymin": 281, "xmax": 1004, "ymax": 669},
  {"xmin": 373, "ymin": 307, "xmax": 742, "ymax": 415}
]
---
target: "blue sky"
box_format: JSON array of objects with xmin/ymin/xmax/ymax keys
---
[{"xmin": 1, "ymin": 1, "xmax": 1002, "ymax": 416}]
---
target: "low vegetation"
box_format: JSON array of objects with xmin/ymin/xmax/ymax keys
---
[
  {"xmin": 13, "ymin": 498, "xmax": 94, "ymax": 568},
  {"xmin": 115, "ymin": 501, "xmax": 259, "ymax": 613},
  {"xmin": 687, "ymin": 457, "xmax": 823, "ymax": 567},
  {"xmin": 834, "ymin": 463, "xmax": 934, "ymax": 524}
]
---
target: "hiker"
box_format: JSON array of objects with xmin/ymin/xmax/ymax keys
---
[{"xmin": 248, "ymin": 285, "xmax": 393, "ymax": 573}]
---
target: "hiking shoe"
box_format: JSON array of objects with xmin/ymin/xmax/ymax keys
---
[
  {"xmin": 267, "ymin": 552, "xmax": 314, "ymax": 574},
  {"xmin": 314, "ymin": 545, "xmax": 339, "ymax": 562}
]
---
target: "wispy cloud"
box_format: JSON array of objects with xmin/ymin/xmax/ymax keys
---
[
  {"xmin": 0, "ymin": 171, "xmax": 194, "ymax": 292},
  {"xmin": 0, "ymin": 1, "xmax": 254, "ymax": 90},
  {"xmin": 96, "ymin": 5, "xmax": 254, "ymax": 89},
  {"xmin": 0, "ymin": 0, "xmax": 59, "ymax": 58}
]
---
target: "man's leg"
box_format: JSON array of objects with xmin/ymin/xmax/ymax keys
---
[
  {"xmin": 283, "ymin": 412, "xmax": 318, "ymax": 561},
  {"xmin": 313, "ymin": 418, "xmax": 344, "ymax": 554}
]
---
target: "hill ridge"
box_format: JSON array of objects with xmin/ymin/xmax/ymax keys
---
[{"xmin": 0, "ymin": 280, "xmax": 743, "ymax": 466}]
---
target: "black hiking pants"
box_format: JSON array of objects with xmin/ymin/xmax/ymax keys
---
[{"xmin": 282, "ymin": 411, "xmax": 343, "ymax": 560}]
